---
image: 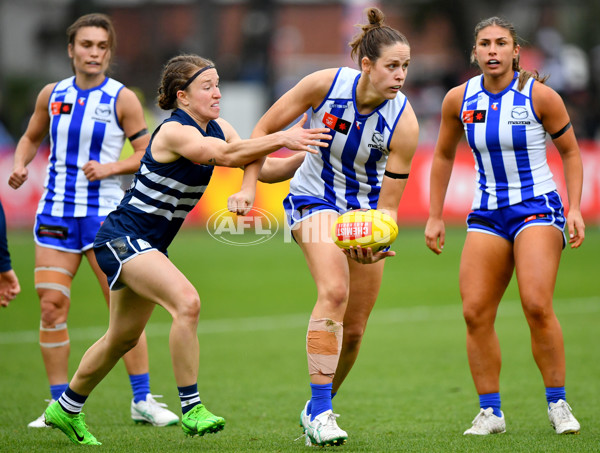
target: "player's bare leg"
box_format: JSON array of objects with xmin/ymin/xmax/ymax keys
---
[{"xmin": 332, "ymin": 258, "xmax": 384, "ymax": 394}]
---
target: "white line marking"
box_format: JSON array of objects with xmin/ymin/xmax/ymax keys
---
[{"xmin": 0, "ymin": 297, "xmax": 598, "ymax": 345}]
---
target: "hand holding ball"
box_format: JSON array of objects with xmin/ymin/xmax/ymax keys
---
[{"xmin": 331, "ymin": 209, "xmax": 398, "ymax": 252}]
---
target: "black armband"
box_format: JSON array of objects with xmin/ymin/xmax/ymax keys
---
[
  {"xmin": 384, "ymin": 170, "xmax": 409, "ymax": 179},
  {"xmin": 549, "ymin": 122, "xmax": 571, "ymax": 140},
  {"xmin": 128, "ymin": 128, "xmax": 148, "ymax": 142}
]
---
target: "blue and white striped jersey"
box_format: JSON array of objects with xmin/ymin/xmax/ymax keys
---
[
  {"xmin": 95, "ymin": 109, "xmax": 217, "ymax": 252},
  {"xmin": 289, "ymin": 67, "xmax": 408, "ymax": 210},
  {"xmin": 39, "ymin": 76, "xmax": 126, "ymax": 217},
  {"xmin": 461, "ymin": 72, "xmax": 556, "ymax": 210}
]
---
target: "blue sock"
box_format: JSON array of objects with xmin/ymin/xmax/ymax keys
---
[
  {"xmin": 129, "ymin": 373, "xmax": 151, "ymax": 403},
  {"xmin": 309, "ymin": 383, "xmax": 333, "ymax": 421},
  {"xmin": 58, "ymin": 386, "xmax": 88, "ymax": 414},
  {"xmin": 50, "ymin": 383, "xmax": 68, "ymax": 401},
  {"xmin": 545, "ymin": 386, "xmax": 566, "ymax": 406},
  {"xmin": 306, "ymin": 391, "xmax": 336, "ymax": 416},
  {"xmin": 178, "ymin": 384, "xmax": 201, "ymax": 415},
  {"xmin": 479, "ymin": 392, "xmax": 502, "ymax": 418}
]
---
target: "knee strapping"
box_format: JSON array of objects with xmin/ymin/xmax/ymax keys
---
[
  {"xmin": 306, "ymin": 318, "xmax": 343, "ymax": 377},
  {"xmin": 35, "ymin": 266, "xmax": 73, "ymax": 298},
  {"xmin": 39, "ymin": 321, "xmax": 69, "ymax": 348}
]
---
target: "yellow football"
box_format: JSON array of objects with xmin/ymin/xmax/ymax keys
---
[{"xmin": 331, "ymin": 209, "xmax": 398, "ymax": 252}]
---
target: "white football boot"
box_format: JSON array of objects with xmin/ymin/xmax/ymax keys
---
[
  {"xmin": 28, "ymin": 399, "xmax": 55, "ymax": 428},
  {"xmin": 548, "ymin": 400, "xmax": 580, "ymax": 434},
  {"xmin": 298, "ymin": 400, "xmax": 314, "ymax": 446},
  {"xmin": 304, "ymin": 409, "xmax": 347, "ymax": 447},
  {"xmin": 463, "ymin": 407, "xmax": 506, "ymax": 435},
  {"xmin": 131, "ymin": 394, "xmax": 179, "ymax": 426}
]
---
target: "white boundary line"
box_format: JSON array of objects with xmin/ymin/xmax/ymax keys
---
[{"xmin": 0, "ymin": 297, "xmax": 598, "ymax": 345}]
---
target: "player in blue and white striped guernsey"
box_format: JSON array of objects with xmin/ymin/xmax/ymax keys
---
[
  {"xmin": 9, "ymin": 13, "xmax": 178, "ymax": 432},
  {"xmin": 249, "ymin": 7, "xmax": 419, "ymax": 447},
  {"xmin": 425, "ymin": 17, "xmax": 585, "ymax": 436},
  {"xmin": 41, "ymin": 54, "xmax": 331, "ymax": 445}
]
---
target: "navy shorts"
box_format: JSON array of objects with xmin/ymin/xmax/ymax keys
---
[
  {"xmin": 34, "ymin": 214, "xmax": 105, "ymax": 253},
  {"xmin": 94, "ymin": 236, "xmax": 157, "ymax": 290},
  {"xmin": 467, "ymin": 191, "xmax": 566, "ymax": 246}
]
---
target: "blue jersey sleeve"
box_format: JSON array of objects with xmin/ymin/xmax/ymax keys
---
[{"xmin": 0, "ymin": 199, "xmax": 12, "ymax": 272}]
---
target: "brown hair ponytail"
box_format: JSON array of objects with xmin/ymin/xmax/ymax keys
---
[{"xmin": 349, "ymin": 7, "xmax": 409, "ymax": 67}]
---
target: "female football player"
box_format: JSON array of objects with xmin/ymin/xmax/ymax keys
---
[
  {"xmin": 242, "ymin": 7, "xmax": 418, "ymax": 447},
  {"xmin": 425, "ymin": 16, "xmax": 584, "ymax": 435},
  {"xmin": 9, "ymin": 13, "xmax": 178, "ymax": 428},
  {"xmin": 42, "ymin": 53, "xmax": 331, "ymax": 445}
]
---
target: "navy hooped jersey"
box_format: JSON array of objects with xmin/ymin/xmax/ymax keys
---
[
  {"xmin": 461, "ymin": 72, "xmax": 556, "ymax": 210},
  {"xmin": 289, "ymin": 67, "xmax": 408, "ymax": 210},
  {"xmin": 95, "ymin": 109, "xmax": 219, "ymax": 252}
]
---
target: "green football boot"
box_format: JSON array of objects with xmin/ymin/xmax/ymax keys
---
[
  {"xmin": 181, "ymin": 404, "xmax": 225, "ymax": 437},
  {"xmin": 44, "ymin": 401, "xmax": 101, "ymax": 445}
]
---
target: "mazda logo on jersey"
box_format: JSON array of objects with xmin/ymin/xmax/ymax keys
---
[
  {"xmin": 511, "ymin": 106, "xmax": 528, "ymax": 119},
  {"xmin": 323, "ymin": 112, "xmax": 350, "ymax": 135},
  {"xmin": 368, "ymin": 131, "xmax": 387, "ymax": 154},
  {"xmin": 462, "ymin": 110, "xmax": 486, "ymax": 123},
  {"xmin": 95, "ymin": 105, "xmax": 112, "ymax": 117},
  {"xmin": 51, "ymin": 102, "xmax": 73, "ymax": 115}
]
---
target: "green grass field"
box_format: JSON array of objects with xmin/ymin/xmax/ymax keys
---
[{"xmin": 0, "ymin": 227, "xmax": 598, "ymax": 452}]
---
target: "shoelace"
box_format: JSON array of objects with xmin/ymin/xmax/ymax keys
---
[
  {"xmin": 552, "ymin": 402, "xmax": 574, "ymax": 422},
  {"xmin": 147, "ymin": 394, "xmax": 169, "ymax": 408},
  {"xmin": 471, "ymin": 408, "xmax": 494, "ymax": 426},
  {"xmin": 322, "ymin": 412, "xmax": 341, "ymax": 428},
  {"xmin": 73, "ymin": 412, "xmax": 90, "ymax": 430},
  {"xmin": 294, "ymin": 433, "xmax": 308, "ymax": 442}
]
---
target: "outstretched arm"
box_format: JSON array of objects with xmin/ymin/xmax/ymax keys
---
[
  {"xmin": 153, "ymin": 112, "xmax": 330, "ymax": 168},
  {"xmin": 258, "ymin": 152, "xmax": 306, "ymax": 183}
]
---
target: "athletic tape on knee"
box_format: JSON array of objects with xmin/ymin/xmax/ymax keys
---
[
  {"xmin": 39, "ymin": 321, "xmax": 70, "ymax": 348},
  {"xmin": 34, "ymin": 266, "xmax": 73, "ymax": 298},
  {"xmin": 306, "ymin": 318, "xmax": 343, "ymax": 377}
]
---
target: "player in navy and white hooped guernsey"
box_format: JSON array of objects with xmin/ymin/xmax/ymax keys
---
[
  {"xmin": 9, "ymin": 13, "xmax": 179, "ymax": 433},
  {"xmin": 38, "ymin": 54, "xmax": 330, "ymax": 446},
  {"xmin": 425, "ymin": 17, "xmax": 584, "ymax": 436},
  {"xmin": 249, "ymin": 7, "xmax": 419, "ymax": 447}
]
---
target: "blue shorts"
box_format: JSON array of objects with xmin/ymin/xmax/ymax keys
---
[
  {"xmin": 467, "ymin": 191, "xmax": 566, "ymax": 246},
  {"xmin": 283, "ymin": 194, "xmax": 345, "ymax": 229},
  {"xmin": 282, "ymin": 194, "xmax": 390, "ymax": 251},
  {"xmin": 94, "ymin": 236, "xmax": 157, "ymax": 290},
  {"xmin": 34, "ymin": 214, "xmax": 105, "ymax": 253}
]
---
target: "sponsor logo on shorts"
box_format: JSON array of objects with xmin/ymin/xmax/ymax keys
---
[{"xmin": 136, "ymin": 239, "xmax": 151, "ymax": 250}]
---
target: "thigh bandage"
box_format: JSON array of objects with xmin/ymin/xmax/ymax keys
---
[{"xmin": 306, "ymin": 318, "xmax": 343, "ymax": 378}]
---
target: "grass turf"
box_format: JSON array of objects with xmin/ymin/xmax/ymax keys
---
[{"xmin": 0, "ymin": 227, "xmax": 598, "ymax": 452}]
